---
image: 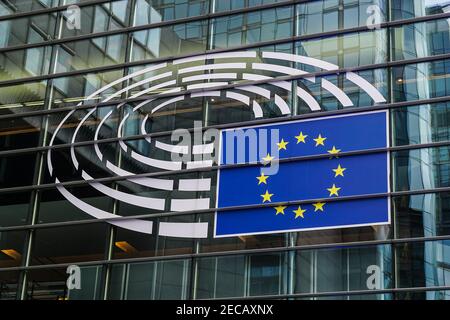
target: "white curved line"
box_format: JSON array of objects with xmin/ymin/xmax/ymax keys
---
[
  {"xmin": 182, "ymin": 73, "xmax": 237, "ymax": 83},
  {"xmin": 158, "ymin": 222, "xmax": 208, "ymax": 238},
  {"xmin": 346, "ymin": 72, "xmax": 386, "ymax": 103},
  {"xmin": 226, "ymin": 91, "xmax": 250, "ymax": 105},
  {"xmin": 94, "ymin": 109, "xmax": 114, "ymax": 161},
  {"xmin": 179, "ymin": 63, "xmax": 246, "ymax": 74},
  {"xmin": 56, "ymin": 179, "xmax": 153, "ymax": 234},
  {"xmin": 71, "ymin": 108, "xmax": 97, "ymax": 170},
  {"xmin": 261, "ymin": 52, "xmax": 339, "ymax": 71},
  {"xmin": 82, "ymin": 171, "xmax": 165, "ymax": 210},
  {"xmin": 173, "ymin": 51, "xmax": 256, "ymax": 65},
  {"xmin": 141, "ymin": 114, "xmax": 151, "ymax": 144},
  {"xmin": 130, "ymin": 80, "xmax": 178, "ymax": 99},
  {"xmin": 151, "ymin": 96, "xmax": 185, "ymax": 114},
  {"xmin": 117, "ymin": 112, "xmax": 130, "ymax": 152},
  {"xmin": 193, "ymin": 143, "xmax": 214, "ymax": 154},
  {"xmin": 186, "ymin": 160, "xmax": 213, "ymax": 169},
  {"xmin": 187, "ymin": 82, "xmax": 229, "ymax": 91},
  {"xmin": 252, "ymin": 101, "xmax": 264, "ymax": 118},
  {"xmin": 274, "ymin": 95, "xmax": 291, "ymax": 115},
  {"xmin": 170, "ymin": 198, "xmax": 210, "ymax": 211},
  {"xmin": 179, "ymin": 178, "xmax": 211, "ymax": 191},
  {"xmin": 243, "ymin": 73, "xmax": 320, "ymax": 111},
  {"xmin": 155, "ymin": 140, "xmax": 189, "ymax": 154},
  {"xmin": 238, "ymin": 85, "xmax": 271, "ymax": 99},
  {"xmin": 321, "ymin": 79, "xmax": 354, "ymax": 107},
  {"xmin": 105, "ymin": 161, "xmax": 174, "ymax": 190},
  {"xmin": 131, "ymin": 150, "xmax": 182, "ymax": 170},
  {"xmin": 252, "ymin": 63, "xmax": 308, "ymax": 75},
  {"xmin": 103, "ymin": 72, "xmax": 173, "ymax": 102},
  {"xmin": 191, "ymin": 91, "xmax": 221, "ymax": 98}
]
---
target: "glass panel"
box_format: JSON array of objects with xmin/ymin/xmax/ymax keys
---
[
  {"xmin": 392, "ymin": 18, "xmax": 450, "ymax": 61},
  {"xmin": 0, "ymin": 80, "xmax": 47, "ymax": 114},
  {"xmin": 133, "ymin": 0, "xmax": 209, "ymax": 25},
  {"xmin": 294, "ymin": 244, "xmax": 393, "ymax": 298},
  {"xmin": 0, "ymin": 115, "xmax": 44, "ymax": 151},
  {"xmin": 393, "ymin": 59, "xmax": 450, "ymax": 102},
  {"xmin": 297, "ymin": 0, "xmax": 387, "ymax": 35},
  {"xmin": 55, "ymin": 35, "xmax": 127, "ymax": 73},
  {"xmin": 0, "ymin": 153, "xmax": 38, "ymax": 188},
  {"xmin": 212, "ymin": 6, "xmax": 293, "ymax": 49},
  {"xmin": 67, "ymin": 265, "xmax": 103, "ymax": 300},
  {"xmin": 395, "ymin": 193, "xmax": 450, "ymax": 239},
  {"xmin": 61, "ymin": 0, "xmax": 131, "ymax": 38},
  {"xmin": 0, "ymin": 231, "xmax": 27, "ymax": 268},
  {"xmin": 30, "ymin": 224, "xmax": 109, "ymax": 265},
  {"xmin": 391, "ymin": 0, "xmax": 450, "ymax": 20},
  {"xmin": 131, "ymin": 20, "xmax": 208, "ymax": 61},
  {"xmin": 397, "ymin": 240, "xmax": 450, "ymax": 295},
  {"xmin": 108, "ymin": 259, "xmax": 191, "ymax": 299},
  {"xmin": 26, "ymin": 268, "xmax": 67, "ymax": 300},
  {"xmin": 0, "ymin": 191, "xmax": 32, "ymax": 227},
  {"xmin": 392, "ymin": 103, "xmax": 450, "ymax": 146},
  {"xmin": 0, "ymin": 0, "xmax": 59, "ymax": 16},
  {"xmin": 0, "ymin": 13, "xmax": 57, "ymax": 48},
  {"xmin": 393, "ymin": 146, "xmax": 450, "ymax": 192},
  {"xmin": 0, "ymin": 270, "xmax": 19, "ymax": 300},
  {"xmin": 0, "ymin": 46, "xmax": 51, "ymax": 80}
]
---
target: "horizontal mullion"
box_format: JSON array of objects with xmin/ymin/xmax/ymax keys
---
[{"xmin": 1, "ymin": 233, "xmax": 450, "ymax": 272}]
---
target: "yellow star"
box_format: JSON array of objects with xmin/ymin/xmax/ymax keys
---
[
  {"xmin": 261, "ymin": 190, "xmax": 274, "ymax": 203},
  {"xmin": 333, "ymin": 164, "xmax": 346, "ymax": 177},
  {"xmin": 274, "ymin": 205, "xmax": 287, "ymax": 215},
  {"xmin": 327, "ymin": 184, "xmax": 341, "ymax": 197},
  {"xmin": 313, "ymin": 202, "xmax": 326, "ymax": 212},
  {"xmin": 277, "ymin": 139, "xmax": 289, "ymax": 150},
  {"xmin": 314, "ymin": 134, "xmax": 327, "ymax": 146},
  {"xmin": 293, "ymin": 206, "xmax": 307, "ymax": 219},
  {"xmin": 295, "ymin": 132, "xmax": 308, "ymax": 144},
  {"xmin": 262, "ymin": 153, "xmax": 274, "ymax": 164},
  {"xmin": 256, "ymin": 172, "xmax": 269, "ymax": 185},
  {"xmin": 327, "ymin": 146, "xmax": 341, "ymax": 155}
]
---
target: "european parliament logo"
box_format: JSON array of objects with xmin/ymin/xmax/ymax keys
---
[{"xmin": 215, "ymin": 111, "xmax": 390, "ymax": 237}]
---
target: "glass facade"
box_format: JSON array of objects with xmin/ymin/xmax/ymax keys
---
[{"xmin": 0, "ymin": 0, "xmax": 450, "ymax": 300}]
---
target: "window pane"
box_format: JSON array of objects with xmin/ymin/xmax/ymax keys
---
[{"xmin": 0, "ymin": 231, "xmax": 27, "ymax": 268}]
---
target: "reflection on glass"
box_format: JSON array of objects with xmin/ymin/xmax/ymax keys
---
[
  {"xmin": 391, "ymin": 0, "xmax": 450, "ymax": 20},
  {"xmin": 397, "ymin": 240, "xmax": 450, "ymax": 300}
]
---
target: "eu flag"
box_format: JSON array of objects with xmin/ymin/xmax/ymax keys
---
[{"xmin": 215, "ymin": 111, "xmax": 390, "ymax": 237}]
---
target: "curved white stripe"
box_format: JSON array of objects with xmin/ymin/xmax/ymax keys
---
[
  {"xmin": 191, "ymin": 91, "xmax": 221, "ymax": 98},
  {"xmin": 82, "ymin": 171, "xmax": 165, "ymax": 210},
  {"xmin": 71, "ymin": 108, "xmax": 97, "ymax": 170},
  {"xmin": 158, "ymin": 222, "xmax": 208, "ymax": 238},
  {"xmin": 179, "ymin": 63, "xmax": 246, "ymax": 74},
  {"xmin": 186, "ymin": 82, "xmax": 228, "ymax": 91},
  {"xmin": 321, "ymin": 79, "xmax": 354, "ymax": 107},
  {"xmin": 103, "ymin": 72, "xmax": 173, "ymax": 102},
  {"xmin": 131, "ymin": 150, "xmax": 182, "ymax": 170},
  {"xmin": 155, "ymin": 140, "xmax": 189, "ymax": 154},
  {"xmin": 186, "ymin": 160, "xmax": 213, "ymax": 169},
  {"xmin": 105, "ymin": 161, "xmax": 174, "ymax": 190},
  {"xmin": 94, "ymin": 109, "xmax": 114, "ymax": 161},
  {"xmin": 346, "ymin": 72, "xmax": 386, "ymax": 103},
  {"xmin": 170, "ymin": 198, "xmax": 210, "ymax": 211},
  {"xmin": 275, "ymin": 95, "xmax": 291, "ymax": 115},
  {"xmin": 238, "ymin": 85, "xmax": 271, "ymax": 99},
  {"xmin": 261, "ymin": 52, "xmax": 339, "ymax": 71},
  {"xmin": 252, "ymin": 101, "xmax": 264, "ymax": 118},
  {"xmin": 252, "ymin": 63, "xmax": 308, "ymax": 76},
  {"xmin": 243, "ymin": 73, "xmax": 320, "ymax": 111},
  {"xmin": 118, "ymin": 113, "xmax": 130, "ymax": 152},
  {"xmin": 226, "ymin": 91, "xmax": 250, "ymax": 105},
  {"xmin": 173, "ymin": 51, "xmax": 256, "ymax": 65},
  {"xmin": 151, "ymin": 95, "xmax": 185, "ymax": 114},
  {"xmin": 130, "ymin": 80, "xmax": 177, "ymax": 99},
  {"xmin": 179, "ymin": 178, "xmax": 211, "ymax": 191},
  {"xmin": 182, "ymin": 73, "xmax": 237, "ymax": 83},
  {"xmin": 56, "ymin": 180, "xmax": 153, "ymax": 234},
  {"xmin": 193, "ymin": 143, "xmax": 214, "ymax": 154},
  {"xmin": 141, "ymin": 114, "xmax": 151, "ymax": 144}
]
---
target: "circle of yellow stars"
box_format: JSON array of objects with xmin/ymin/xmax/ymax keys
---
[{"xmin": 256, "ymin": 132, "xmax": 347, "ymax": 220}]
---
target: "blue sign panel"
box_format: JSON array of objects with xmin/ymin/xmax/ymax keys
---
[{"xmin": 215, "ymin": 111, "xmax": 390, "ymax": 237}]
